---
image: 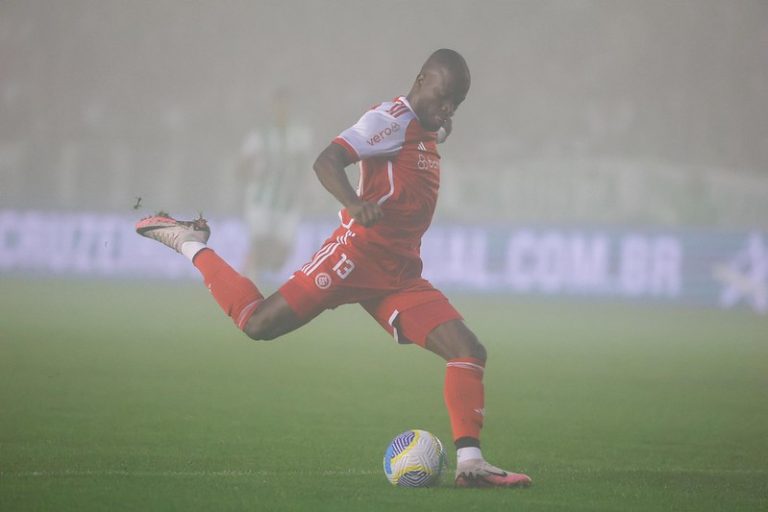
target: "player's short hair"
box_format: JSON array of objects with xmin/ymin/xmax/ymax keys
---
[{"xmin": 421, "ymin": 49, "xmax": 470, "ymax": 84}]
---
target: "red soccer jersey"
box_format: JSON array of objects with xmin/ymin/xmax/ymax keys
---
[
  {"xmin": 332, "ymin": 96, "xmax": 441, "ymax": 264},
  {"xmin": 279, "ymin": 97, "xmax": 456, "ymax": 322}
]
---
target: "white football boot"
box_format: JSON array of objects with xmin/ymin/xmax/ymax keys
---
[
  {"xmin": 455, "ymin": 459, "xmax": 532, "ymax": 488},
  {"xmin": 135, "ymin": 213, "xmax": 210, "ymax": 253}
]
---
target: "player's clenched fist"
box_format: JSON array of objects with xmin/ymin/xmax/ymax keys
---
[{"xmin": 347, "ymin": 200, "xmax": 383, "ymax": 227}]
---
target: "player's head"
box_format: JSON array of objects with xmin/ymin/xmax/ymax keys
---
[{"xmin": 407, "ymin": 49, "xmax": 471, "ymax": 131}]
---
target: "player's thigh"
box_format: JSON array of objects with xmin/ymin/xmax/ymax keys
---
[
  {"xmin": 243, "ymin": 292, "xmax": 312, "ymax": 341},
  {"xmin": 362, "ymin": 283, "xmax": 465, "ymax": 349}
]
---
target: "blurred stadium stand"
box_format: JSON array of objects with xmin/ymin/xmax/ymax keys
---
[{"xmin": 1, "ymin": 0, "xmax": 766, "ymax": 227}]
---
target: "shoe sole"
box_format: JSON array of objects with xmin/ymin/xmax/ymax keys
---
[
  {"xmin": 455, "ymin": 476, "xmax": 532, "ymax": 488},
  {"xmin": 135, "ymin": 215, "xmax": 176, "ymax": 232},
  {"xmin": 135, "ymin": 216, "xmax": 210, "ymax": 237}
]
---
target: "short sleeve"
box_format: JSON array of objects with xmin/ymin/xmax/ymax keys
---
[{"xmin": 332, "ymin": 107, "xmax": 407, "ymax": 162}]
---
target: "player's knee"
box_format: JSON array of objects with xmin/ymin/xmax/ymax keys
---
[
  {"xmin": 243, "ymin": 311, "xmax": 279, "ymax": 341},
  {"xmin": 247, "ymin": 328, "xmax": 278, "ymax": 341},
  {"xmin": 464, "ymin": 333, "xmax": 487, "ymax": 362},
  {"xmin": 426, "ymin": 321, "xmax": 487, "ymax": 361}
]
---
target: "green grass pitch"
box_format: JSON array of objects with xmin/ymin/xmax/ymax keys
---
[{"xmin": 1, "ymin": 278, "xmax": 766, "ymax": 511}]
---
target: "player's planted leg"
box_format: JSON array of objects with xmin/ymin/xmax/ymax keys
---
[{"xmin": 425, "ymin": 320, "xmax": 532, "ymax": 488}]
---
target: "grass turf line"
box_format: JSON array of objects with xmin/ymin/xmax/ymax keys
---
[{"xmin": 0, "ymin": 278, "xmax": 766, "ymax": 511}]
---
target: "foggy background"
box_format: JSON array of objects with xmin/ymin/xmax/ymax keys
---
[{"xmin": 2, "ymin": 0, "xmax": 767, "ymax": 227}]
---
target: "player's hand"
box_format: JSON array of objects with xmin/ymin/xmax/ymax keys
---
[
  {"xmin": 347, "ymin": 200, "xmax": 383, "ymax": 227},
  {"xmin": 437, "ymin": 118, "xmax": 452, "ymax": 143}
]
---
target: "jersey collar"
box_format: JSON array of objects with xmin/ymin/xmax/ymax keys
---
[
  {"xmin": 397, "ymin": 95, "xmax": 437, "ymax": 138},
  {"xmin": 398, "ymin": 96, "xmax": 415, "ymax": 114}
]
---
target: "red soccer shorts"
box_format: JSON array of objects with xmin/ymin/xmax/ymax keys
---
[{"xmin": 278, "ymin": 227, "xmax": 462, "ymax": 346}]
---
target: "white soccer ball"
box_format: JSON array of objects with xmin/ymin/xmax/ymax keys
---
[{"xmin": 383, "ymin": 429, "xmax": 446, "ymax": 487}]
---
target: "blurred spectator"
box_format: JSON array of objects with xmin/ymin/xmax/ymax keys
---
[{"xmin": 238, "ymin": 87, "xmax": 314, "ymax": 279}]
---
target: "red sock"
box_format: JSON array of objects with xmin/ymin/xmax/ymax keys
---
[
  {"xmin": 193, "ymin": 249, "xmax": 264, "ymax": 330},
  {"xmin": 444, "ymin": 358, "xmax": 485, "ymax": 443}
]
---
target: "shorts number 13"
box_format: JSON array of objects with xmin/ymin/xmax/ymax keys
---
[{"xmin": 332, "ymin": 253, "xmax": 355, "ymax": 279}]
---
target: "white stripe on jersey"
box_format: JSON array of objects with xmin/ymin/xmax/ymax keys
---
[
  {"xmin": 356, "ymin": 161, "xmax": 365, "ymax": 196},
  {"xmin": 302, "ymin": 230, "xmax": 355, "ymax": 276},
  {"xmin": 376, "ymin": 161, "xmax": 395, "ymax": 205},
  {"xmin": 388, "ymin": 309, "xmax": 400, "ymax": 343},
  {"xmin": 338, "ymin": 210, "xmax": 354, "ymax": 229},
  {"xmin": 301, "ymin": 242, "xmax": 337, "ymax": 274},
  {"xmin": 303, "ymin": 242, "xmax": 340, "ymax": 276}
]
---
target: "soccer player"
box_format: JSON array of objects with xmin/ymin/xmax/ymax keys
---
[{"xmin": 137, "ymin": 49, "xmax": 532, "ymax": 488}]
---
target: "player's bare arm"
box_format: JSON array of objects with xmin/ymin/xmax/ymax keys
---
[{"xmin": 313, "ymin": 143, "xmax": 383, "ymax": 227}]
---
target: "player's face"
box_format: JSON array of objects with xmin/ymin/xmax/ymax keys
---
[{"xmin": 414, "ymin": 69, "xmax": 468, "ymax": 132}]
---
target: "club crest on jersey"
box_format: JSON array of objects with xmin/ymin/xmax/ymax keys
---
[{"xmin": 315, "ymin": 272, "xmax": 332, "ymax": 290}]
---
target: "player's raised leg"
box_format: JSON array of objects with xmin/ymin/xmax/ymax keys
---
[
  {"xmin": 136, "ymin": 213, "xmax": 306, "ymax": 340},
  {"xmin": 425, "ymin": 319, "xmax": 532, "ymax": 488}
]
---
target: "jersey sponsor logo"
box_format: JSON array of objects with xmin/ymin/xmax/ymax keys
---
[
  {"xmin": 417, "ymin": 153, "xmax": 439, "ymax": 170},
  {"xmin": 314, "ymin": 272, "xmax": 332, "ymax": 289},
  {"xmin": 367, "ymin": 122, "xmax": 400, "ymax": 146}
]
